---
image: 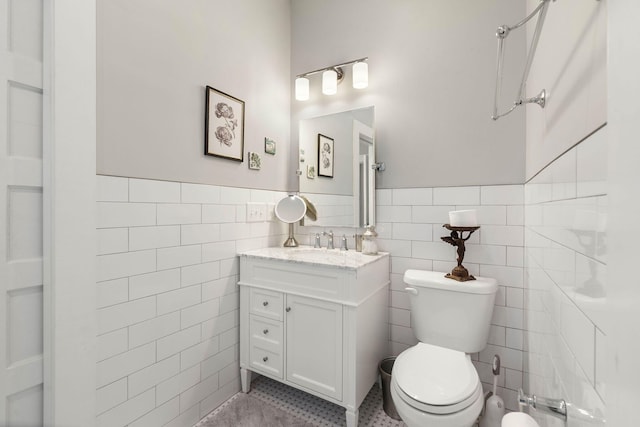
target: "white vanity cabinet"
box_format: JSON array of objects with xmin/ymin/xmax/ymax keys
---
[{"xmin": 238, "ymin": 247, "xmax": 390, "ymax": 427}]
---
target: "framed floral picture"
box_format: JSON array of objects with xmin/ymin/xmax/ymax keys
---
[
  {"xmin": 248, "ymin": 152, "xmax": 261, "ymax": 170},
  {"xmin": 307, "ymin": 164, "xmax": 316, "ymax": 179},
  {"xmin": 205, "ymin": 86, "xmax": 245, "ymax": 161},
  {"xmin": 317, "ymin": 134, "xmax": 334, "ymax": 178}
]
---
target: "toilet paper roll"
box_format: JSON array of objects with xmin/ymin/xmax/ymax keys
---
[{"xmin": 448, "ymin": 209, "xmax": 478, "ymax": 227}]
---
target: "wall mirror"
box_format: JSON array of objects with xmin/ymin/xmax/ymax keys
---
[{"xmin": 298, "ymin": 106, "xmax": 375, "ymax": 228}]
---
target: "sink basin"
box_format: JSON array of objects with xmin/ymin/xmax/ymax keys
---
[
  {"xmin": 239, "ymin": 246, "xmax": 386, "ymax": 270},
  {"xmin": 286, "ymin": 248, "xmax": 350, "ymax": 262}
]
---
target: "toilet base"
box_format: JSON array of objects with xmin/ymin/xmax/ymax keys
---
[{"xmin": 391, "ymin": 378, "xmax": 483, "ymax": 427}]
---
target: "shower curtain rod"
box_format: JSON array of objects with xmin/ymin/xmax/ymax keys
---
[{"xmin": 491, "ymin": 0, "xmax": 551, "ymax": 121}]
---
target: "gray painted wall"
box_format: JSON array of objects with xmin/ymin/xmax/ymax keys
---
[
  {"xmin": 97, "ymin": 0, "xmax": 292, "ymax": 191},
  {"xmin": 291, "ymin": 0, "xmax": 527, "ymax": 190},
  {"xmin": 98, "ymin": 1, "xmax": 528, "ymax": 191}
]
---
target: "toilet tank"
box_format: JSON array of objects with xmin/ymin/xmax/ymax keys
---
[{"xmin": 403, "ymin": 270, "xmax": 498, "ymax": 353}]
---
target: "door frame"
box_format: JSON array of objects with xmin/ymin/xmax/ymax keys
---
[{"xmin": 42, "ymin": 0, "xmax": 97, "ymax": 425}]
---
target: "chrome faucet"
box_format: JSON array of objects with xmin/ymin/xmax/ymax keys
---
[
  {"xmin": 314, "ymin": 233, "xmax": 321, "ymax": 248},
  {"xmin": 323, "ymin": 230, "xmax": 334, "ymax": 249},
  {"xmin": 340, "ymin": 234, "xmax": 348, "ymax": 251}
]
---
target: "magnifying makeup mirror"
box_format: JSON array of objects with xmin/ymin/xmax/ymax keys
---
[{"xmin": 275, "ymin": 195, "xmax": 307, "ymax": 247}]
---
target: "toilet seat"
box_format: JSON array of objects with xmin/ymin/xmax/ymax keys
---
[
  {"xmin": 393, "ymin": 377, "xmax": 483, "ymax": 415},
  {"xmin": 393, "ymin": 343, "xmax": 481, "ymax": 415}
]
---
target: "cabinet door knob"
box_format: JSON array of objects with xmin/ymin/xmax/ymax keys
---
[
  {"xmin": 262, "ymin": 301, "xmax": 269, "ymax": 307},
  {"xmin": 286, "ymin": 307, "xmax": 291, "ymax": 312},
  {"xmin": 263, "ymin": 356, "xmax": 268, "ymax": 362},
  {"xmin": 263, "ymin": 329, "xmax": 269, "ymax": 335}
]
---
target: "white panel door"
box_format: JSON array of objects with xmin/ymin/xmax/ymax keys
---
[
  {"xmin": 0, "ymin": 0, "xmax": 45, "ymax": 425},
  {"xmin": 285, "ymin": 294, "xmax": 343, "ymax": 400}
]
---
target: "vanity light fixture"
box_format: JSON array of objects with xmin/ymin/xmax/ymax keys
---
[
  {"xmin": 322, "ymin": 69, "xmax": 339, "ymax": 95},
  {"xmin": 295, "ymin": 57, "xmax": 368, "ymax": 101},
  {"xmin": 295, "ymin": 77, "xmax": 310, "ymax": 101},
  {"xmin": 352, "ymin": 61, "xmax": 368, "ymax": 89}
]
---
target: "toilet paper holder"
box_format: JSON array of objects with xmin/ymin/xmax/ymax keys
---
[{"xmin": 518, "ymin": 389, "xmax": 567, "ymax": 421}]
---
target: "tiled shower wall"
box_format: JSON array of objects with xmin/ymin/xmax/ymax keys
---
[
  {"xmin": 300, "ymin": 184, "xmax": 527, "ymax": 411},
  {"xmin": 524, "ymin": 127, "xmax": 607, "ymax": 427},
  {"xmin": 95, "ymin": 175, "xmax": 287, "ymax": 427}
]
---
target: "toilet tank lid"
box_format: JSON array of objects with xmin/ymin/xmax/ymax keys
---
[{"xmin": 404, "ymin": 270, "xmax": 497, "ymax": 295}]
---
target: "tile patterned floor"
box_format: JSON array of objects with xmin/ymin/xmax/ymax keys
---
[{"xmin": 199, "ymin": 375, "xmax": 406, "ymax": 427}]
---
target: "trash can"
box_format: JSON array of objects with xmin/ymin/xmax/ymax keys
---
[{"xmin": 379, "ymin": 357, "xmax": 401, "ymax": 420}]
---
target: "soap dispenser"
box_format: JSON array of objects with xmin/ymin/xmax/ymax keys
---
[{"xmin": 362, "ymin": 225, "xmax": 378, "ymax": 255}]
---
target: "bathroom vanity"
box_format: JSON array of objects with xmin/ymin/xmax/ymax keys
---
[{"xmin": 238, "ymin": 247, "xmax": 389, "ymax": 427}]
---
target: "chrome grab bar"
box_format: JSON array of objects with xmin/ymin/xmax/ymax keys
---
[{"xmin": 518, "ymin": 389, "xmax": 567, "ymax": 421}]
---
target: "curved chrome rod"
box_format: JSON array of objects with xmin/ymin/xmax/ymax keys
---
[
  {"xmin": 504, "ymin": 0, "xmax": 549, "ymax": 35},
  {"xmin": 492, "ymin": 36, "xmax": 519, "ymax": 120},
  {"xmin": 518, "ymin": 389, "xmax": 567, "ymax": 421},
  {"xmin": 492, "ymin": 37, "xmax": 506, "ymax": 119},
  {"xmin": 491, "ymin": 0, "xmax": 551, "ymax": 120},
  {"xmin": 516, "ymin": 1, "xmax": 550, "ymax": 103}
]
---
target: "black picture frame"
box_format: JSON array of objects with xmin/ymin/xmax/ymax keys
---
[
  {"xmin": 205, "ymin": 86, "xmax": 245, "ymax": 162},
  {"xmin": 317, "ymin": 134, "xmax": 334, "ymax": 178}
]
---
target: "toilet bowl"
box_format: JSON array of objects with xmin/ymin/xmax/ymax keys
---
[
  {"xmin": 392, "ymin": 270, "xmax": 498, "ymax": 427},
  {"xmin": 390, "ymin": 343, "xmax": 484, "ymax": 426}
]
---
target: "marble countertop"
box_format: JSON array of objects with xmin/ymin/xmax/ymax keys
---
[{"xmin": 238, "ymin": 246, "xmax": 388, "ymax": 270}]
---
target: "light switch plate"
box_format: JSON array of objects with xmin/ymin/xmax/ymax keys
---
[{"xmin": 246, "ymin": 202, "xmax": 267, "ymax": 222}]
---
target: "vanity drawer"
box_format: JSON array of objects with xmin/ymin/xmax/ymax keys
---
[
  {"xmin": 249, "ymin": 288, "xmax": 283, "ymax": 321},
  {"xmin": 249, "ymin": 343, "xmax": 283, "ymax": 379},
  {"xmin": 249, "ymin": 315, "xmax": 283, "ymax": 351}
]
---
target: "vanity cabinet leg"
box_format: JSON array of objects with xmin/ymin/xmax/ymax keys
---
[
  {"xmin": 240, "ymin": 368, "xmax": 250, "ymax": 393},
  {"xmin": 345, "ymin": 408, "xmax": 359, "ymax": 427}
]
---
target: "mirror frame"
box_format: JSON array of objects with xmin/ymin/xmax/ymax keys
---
[{"xmin": 297, "ymin": 106, "xmax": 375, "ymax": 229}]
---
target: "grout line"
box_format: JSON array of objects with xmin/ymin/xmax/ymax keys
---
[{"xmin": 525, "ymin": 123, "xmax": 607, "ymax": 184}]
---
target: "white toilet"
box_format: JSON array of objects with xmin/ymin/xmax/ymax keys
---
[{"xmin": 391, "ymin": 270, "xmax": 498, "ymax": 427}]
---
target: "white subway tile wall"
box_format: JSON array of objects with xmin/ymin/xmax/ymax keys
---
[
  {"xmin": 524, "ymin": 127, "xmax": 607, "ymax": 427},
  {"xmin": 299, "ymin": 183, "xmax": 526, "ymax": 411},
  {"xmin": 299, "ymin": 193, "xmax": 355, "ymax": 227},
  {"xmin": 96, "ymin": 175, "xmax": 288, "ymax": 427},
  {"xmin": 96, "ymin": 168, "xmax": 605, "ymax": 424},
  {"xmin": 391, "ymin": 184, "xmax": 524, "ymax": 410}
]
